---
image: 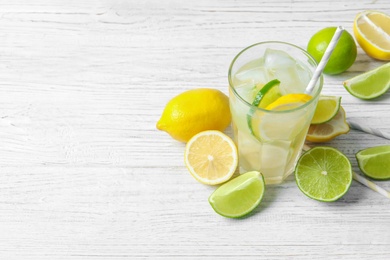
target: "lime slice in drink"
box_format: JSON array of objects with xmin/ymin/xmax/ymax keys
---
[
  {"xmin": 247, "ymin": 79, "xmax": 281, "ymax": 135},
  {"xmin": 208, "ymin": 171, "xmax": 265, "ymax": 218},
  {"xmin": 343, "ymin": 63, "xmax": 390, "ymax": 100},
  {"xmin": 252, "ymin": 79, "xmax": 282, "ymax": 109},
  {"xmin": 295, "ymin": 146, "xmax": 352, "ymax": 202},
  {"xmin": 250, "ymin": 93, "xmax": 311, "ymax": 141},
  {"xmin": 311, "ymin": 96, "xmax": 341, "ymax": 124},
  {"xmin": 356, "ymin": 145, "xmax": 390, "ymax": 180},
  {"xmin": 306, "ymin": 106, "xmax": 349, "ymax": 143}
]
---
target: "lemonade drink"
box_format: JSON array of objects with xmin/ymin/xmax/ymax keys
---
[{"xmin": 228, "ymin": 42, "xmax": 323, "ymax": 184}]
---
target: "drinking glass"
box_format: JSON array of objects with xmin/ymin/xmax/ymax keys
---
[{"xmin": 228, "ymin": 41, "xmax": 323, "ymax": 184}]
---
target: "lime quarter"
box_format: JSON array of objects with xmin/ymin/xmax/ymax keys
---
[
  {"xmin": 343, "ymin": 62, "xmax": 390, "ymax": 100},
  {"xmin": 356, "ymin": 145, "xmax": 390, "ymax": 180},
  {"xmin": 295, "ymin": 146, "xmax": 352, "ymax": 202},
  {"xmin": 311, "ymin": 96, "xmax": 341, "ymax": 124},
  {"xmin": 208, "ymin": 171, "xmax": 265, "ymax": 218}
]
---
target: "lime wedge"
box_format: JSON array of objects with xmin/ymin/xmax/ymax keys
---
[
  {"xmin": 343, "ymin": 63, "xmax": 390, "ymax": 100},
  {"xmin": 311, "ymin": 96, "xmax": 341, "ymax": 124},
  {"xmin": 356, "ymin": 145, "xmax": 390, "ymax": 180},
  {"xmin": 208, "ymin": 171, "xmax": 265, "ymax": 218},
  {"xmin": 306, "ymin": 106, "xmax": 349, "ymax": 143},
  {"xmin": 295, "ymin": 146, "xmax": 352, "ymax": 202},
  {"xmin": 247, "ymin": 79, "xmax": 281, "ymax": 135}
]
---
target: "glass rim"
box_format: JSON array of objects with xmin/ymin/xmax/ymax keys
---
[{"xmin": 228, "ymin": 41, "xmax": 323, "ymax": 114}]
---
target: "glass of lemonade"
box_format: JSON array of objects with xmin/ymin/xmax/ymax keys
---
[{"xmin": 228, "ymin": 42, "xmax": 323, "ymax": 184}]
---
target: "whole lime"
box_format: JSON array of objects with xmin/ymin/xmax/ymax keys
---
[{"xmin": 307, "ymin": 27, "xmax": 357, "ymax": 75}]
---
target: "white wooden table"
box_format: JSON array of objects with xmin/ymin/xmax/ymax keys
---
[{"xmin": 1, "ymin": 0, "xmax": 389, "ymax": 259}]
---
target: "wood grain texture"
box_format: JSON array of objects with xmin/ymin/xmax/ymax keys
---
[{"xmin": 0, "ymin": 0, "xmax": 390, "ymax": 259}]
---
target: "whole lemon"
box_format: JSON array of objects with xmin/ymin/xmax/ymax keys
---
[
  {"xmin": 156, "ymin": 88, "xmax": 231, "ymax": 142},
  {"xmin": 307, "ymin": 27, "xmax": 357, "ymax": 75}
]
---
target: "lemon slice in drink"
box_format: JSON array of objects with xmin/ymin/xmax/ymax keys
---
[
  {"xmin": 184, "ymin": 130, "xmax": 238, "ymax": 185},
  {"xmin": 265, "ymin": 94, "xmax": 312, "ymax": 110},
  {"xmin": 295, "ymin": 146, "xmax": 352, "ymax": 202},
  {"xmin": 306, "ymin": 106, "xmax": 349, "ymax": 143},
  {"xmin": 208, "ymin": 171, "xmax": 265, "ymax": 218},
  {"xmin": 353, "ymin": 10, "xmax": 390, "ymax": 61},
  {"xmin": 343, "ymin": 63, "xmax": 390, "ymax": 100},
  {"xmin": 311, "ymin": 96, "xmax": 341, "ymax": 124},
  {"xmin": 250, "ymin": 93, "xmax": 311, "ymax": 141},
  {"xmin": 356, "ymin": 145, "xmax": 390, "ymax": 180}
]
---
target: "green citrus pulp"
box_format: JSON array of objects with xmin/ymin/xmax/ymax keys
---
[
  {"xmin": 208, "ymin": 171, "xmax": 265, "ymax": 218},
  {"xmin": 356, "ymin": 145, "xmax": 390, "ymax": 180},
  {"xmin": 295, "ymin": 146, "xmax": 352, "ymax": 202},
  {"xmin": 247, "ymin": 79, "xmax": 281, "ymax": 135},
  {"xmin": 343, "ymin": 63, "xmax": 390, "ymax": 100},
  {"xmin": 311, "ymin": 96, "xmax": 341, "ymax": 124}
]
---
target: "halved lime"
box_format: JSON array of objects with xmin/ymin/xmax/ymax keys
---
[
  {"xmin": 311, "ymin": 96, "xmax": 341, "ymax": 124},
  {"xmin": 356, "ymin": 145, "xmax": 390, "ymax": 180},
  {"xmin": 295, "ymin": 146, "xmax": 352, "ymax": 202},
  {"xmin": 343, "ymin": 63, "xmax": 390, "ymax": 100},
  {"xmin": 208, "ymin": 171, "xmax": 265, "ymax": 218},
  {"xmin": 247, "ymin": 79, "xmax": 281, "ymax": 135}
]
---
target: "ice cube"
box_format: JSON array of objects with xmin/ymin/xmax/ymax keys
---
[
  {"xmin": 235, "ymin": 66, "xmax": 270, "ymax": 86},
  {"xmin": 264, "ymin": 48, "xmax": 295, "ymax": 70},
  {"xmin": 264, "ymin": 48, "xmax": 312, "ymax": 94},
  {"xmin": 234, "ymin": 81, "xmax": 256, "ymax": 103}
]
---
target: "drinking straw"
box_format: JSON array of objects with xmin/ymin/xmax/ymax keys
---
[
  {"xmin": 352, "ymin": 171, "xmax": 390, "ymax": 199},
  {"xmin": 305, "ymin": 26, "xmax": 345, "ymax": 94},
  {"xmin": 303, "ymin": 144, "xmax": 390, "ymax": 199},
  {"xmin": 347, "ymin": 118, "xmax": 390, "ymax": 140}
]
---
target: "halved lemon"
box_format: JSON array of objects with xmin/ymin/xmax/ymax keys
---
[
  {"xmin": 184, "ymin": 130, "xmax": 238, "ymax": 185},
  {"xmin": 311, "ymin": 96, "xmax": 341, "ymax": 124},
  {"xmin": 353, "ymin": 10, "xmax": 390, "ymax": 60},
  {"xmin": 306, "ymin": 106, "xmax": 349, "ymax": 143}
]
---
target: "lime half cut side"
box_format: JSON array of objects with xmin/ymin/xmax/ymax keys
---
[
  {"xmin": 343, "ymin": 63, "xmax": 390, "ymax": 100},
  {"xmin": 356, "ymin": 145, "xmax": 390, "ymax": 180},
  {"xmin": 208, "ymin": 171, "xmax": 265, "ymax": 218},
  {"xmin": 295, "ymin": 146, "xmax": 352, "ymax": 202}
]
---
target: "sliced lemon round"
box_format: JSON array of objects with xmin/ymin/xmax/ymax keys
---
[
  {"xmin": 353, "ymin": 10, "xmax": 390, "ymax": 61},
  {"xmin": 343, "ymin": 63, "xmax": 390, "ymax": 100},
  {"xmin": 184, "ymin": 130, "xmax": 238, "ymax": 185},
  {"xmin": 306, "ymin": 106, "xmax": 349, "ymax": 143},
  {"xmin": 311, "ymin": 96, "xmax": 341, "ymax": 124}
]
